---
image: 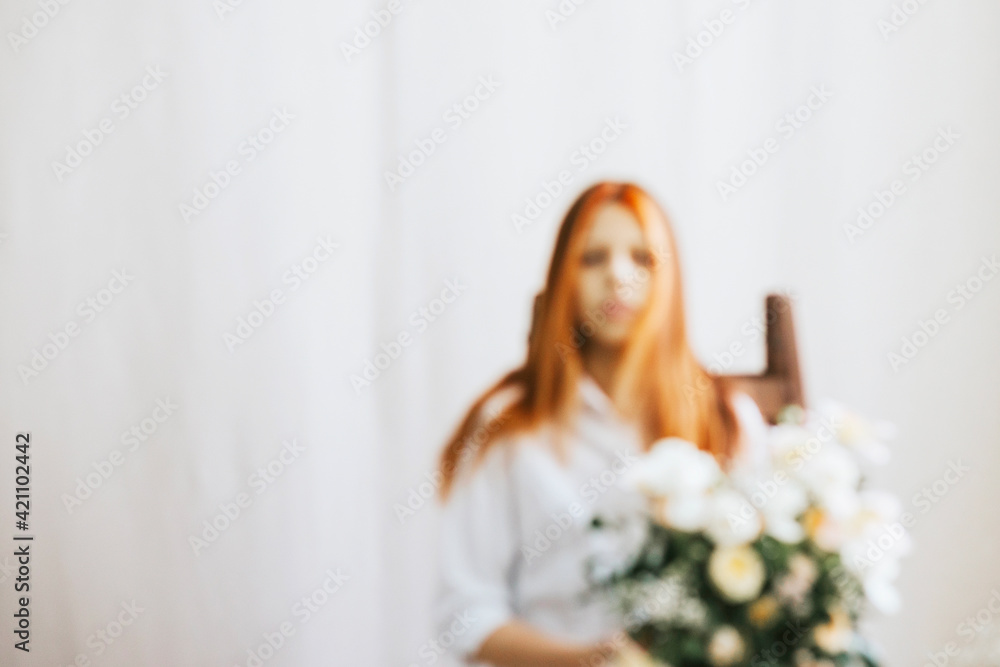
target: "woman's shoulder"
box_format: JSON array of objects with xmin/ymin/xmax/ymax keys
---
[
  {"xmin": 473, "ymin": 381, "xmax": 524, "ymax": 431},
  {"xmin": 449, "ymin": 382, "xmax": 530, "ymax": 484},
  {"xmin": 461, "ymin": 381, "xmax": 577, "ymax": 481}
]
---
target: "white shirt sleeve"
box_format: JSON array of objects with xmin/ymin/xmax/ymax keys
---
[{"xmin": 435, "ymin": 441, "xmax": 520, "ymax": 662}]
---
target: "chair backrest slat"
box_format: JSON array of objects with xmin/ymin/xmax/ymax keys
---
[
  {"xmin": 528, "ymin": 293, "xmax": 805, "ymax": 424},
  {"xmin": 725, "ymin": 294, "xmax": 805, "ymax": 423}
]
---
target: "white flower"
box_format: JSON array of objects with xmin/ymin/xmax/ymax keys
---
[
  {"xmin": 796, "ymin": 443, "xmax": 861, "ymax": 517},
  {"xmin": 817, "ymin": 399, "xmax": 894, "ymax": 466},
  {"xmin": 705, "ymin": 488, "xmax": 763, "ymax": 546},
  {"xmin": 760, "ymin": 480, "xmax": 809, "ymax": 544},
  {"xmin": 853, "ymin": 490, "xmax": 906, "ymax": 535},
  {"xmin": 835, "ymin": 491, "xmax": 911, "ymax": 607},
  {"xmin": 652, "ymin": 493, "xmax": 712, "ymax": 532},
  {"xmin": 707, "ymin": 626, "xmax": 745, "ymax": 666},
  {"xmin": 802, "ymin": 507, "xmax": 849, "ymax": 551},
  {"xmin": 707, "ymin": 545, "xmax": 766, "ymax": 603},
  {"xmin": 625, "ymin": 438, "xmax": 721, "ymax": 499},
  {"xmin": 863, "ymin": 570, "xmax": 902, "ymax": 615},
  {"xmin": 841, "ymin": 546, "xmax": 904, "ymax": 615},
  {"xmin": 842, "ymin": 496, "xmax": 910, "ymax": 560},
  {"xmin": 767, "ymin": 424, "xmax": 815, "ymax": 471},
  {"xmin": 765, "ymin": 516, "xmax": 805, "ymax": 544}
]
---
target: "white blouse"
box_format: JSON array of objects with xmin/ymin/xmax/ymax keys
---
[{"xmin": 433, "ymin": 374, "xmax": 771, "ymax": 666}]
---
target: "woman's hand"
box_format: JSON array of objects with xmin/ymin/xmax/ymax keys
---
[
  {"xmin": 599, "ymin": 633, "xmax": 660, "ymax": 667},
  {"xmin": 583, "ymin": 632, "xmax": 657, "ymax": 667},
  {"xmin": 473, "ymin": 621, "xmax": 653, "ymax": 667}
]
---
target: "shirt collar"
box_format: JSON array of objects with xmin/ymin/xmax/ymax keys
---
[
  {"xmin": 576, "ymin": 373, "xmax": 646, "ymax": 456},
  {"xmin": 578, "ymin": 373, "xmax": 614, "ymax": 416}
]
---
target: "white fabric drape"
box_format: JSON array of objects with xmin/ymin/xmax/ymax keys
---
[{"xmin": 1, "ymin": 1, "xmax": 998, "ymax": 665}]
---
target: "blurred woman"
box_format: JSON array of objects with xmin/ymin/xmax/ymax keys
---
[{"xmin": 434, "ymin": 182, "xmax": 769, "ymax": 667}]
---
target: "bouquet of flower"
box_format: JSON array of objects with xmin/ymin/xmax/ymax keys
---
[{"xmin": 587, "ymin": 402, "xmax": 910, "ymax": 667}]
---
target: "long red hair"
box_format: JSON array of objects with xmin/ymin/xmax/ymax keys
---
[{"xmin": 437, "ymin": 181, "xmax": 742, "ymax": 501}]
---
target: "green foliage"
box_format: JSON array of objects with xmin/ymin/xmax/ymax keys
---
[{"xmin": 588, "ymin": 520, "xmax": 882, "ymax": 667}]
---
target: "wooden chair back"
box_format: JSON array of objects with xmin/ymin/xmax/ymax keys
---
[
  {"xmin": 724, "ymin": 294, "xmax": 805, "ymax": 423},
  {"xmin": 528, "ymin": 292, "xmax": 805, "ymax": 424}
]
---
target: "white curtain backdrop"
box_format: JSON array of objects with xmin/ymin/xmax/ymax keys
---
[{"xmin": 1, "ymin": 1, "xmax": 998, "ymax": 665}]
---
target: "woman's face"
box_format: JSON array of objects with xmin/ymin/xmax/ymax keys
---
[{"xmin": 575, "ymin": 203, "xmax": 654, "ymax": 347}]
